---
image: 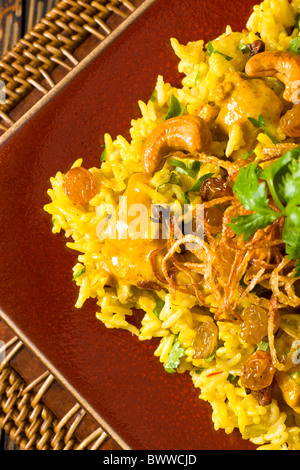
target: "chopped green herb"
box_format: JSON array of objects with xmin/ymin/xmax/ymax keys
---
[
  {"xmin": 257, "ymin": 340, "xmax": 269, "ymax": 351},
  {"xmin": 288, "ymin": 37, "xmax": 300, "ymax": 54},
  {"xmin": 150, "ymin": 89, "xmax": 157, "ymax": 102},
  {"xmin": 227, "ymin": 374, "xmax": 237, "ymax": 383},
  {"xmin": 228, "ymin": 162, "xmax": 279, "ymax": 241},
  {"xmin": 188, "ymin": 160, "xmax": 202, "ymax": 179},
  {"xmin": 52, "ymin": 217, "xmax": 56, "ymax": 225},
  {"xmin": 168, "ymin": 159, "xmax": 201, "ymax": 179},
  {"xmin": 248, "ymin": 114, "xmax": 279, "ymax": 144},
  {"xmin": 100, "ymin": 147, "xmax": 107, "ymax": 162},
  {"xmin": 164, "ymin": 338, "xmax": 186, "ymax": 373},
  {"xmin": 240, "ymin": 149, "xmax": 255, "ymax": 160},
  {"xmin": 238, "ymin": 43, "xmax": 249, "ymax": 54},
  {"xmin": 153, "ymin": 298, "xmax": 165, "ymax": 318},
  {"xmin": 207, "ymin": 41, "xmax": 233, "ymax": 61},
  {"xmin": 165, "ymin": 94, "xmax": 185, "ymax": 120},
  {"xmin": 72, "ymin": 266, "xmax": 86, "ymax": 281},
  {"xmin": 190, "ymin": 172, "xmax": 214, "ymax": 192},
  {"xmin": 290, "ymin": 371, "xmax": 300, "ymax": 386},
  {"xmin": 228, "ymin": 145, "xmax": 300, "ymax": 276},
  {"xmin": 205, "ymin": 352, "xmax": 216, "ymax": 363},
  {"xmin": 182, "ymin": 191, "xmax": 190, "ymax": 204},
  {"xmin": 168, "ymin": 172, "xmax": 183, "ymax": 187},
  {"xmin": 194, "ymin": 70, "xmax": 201, "ymax": 87}
]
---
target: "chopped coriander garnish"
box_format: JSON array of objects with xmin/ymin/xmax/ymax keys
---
[
  {"xmin": 238, "ymin": 43, "xmax": 249, "ymax": 54},
  {"xmin": 52, "ymin": 217, "xmax": 56, "ymax": 225},
  {"xmin": 207, "ymin": 41, "xmax": 233, "ymax": 61},
  {"xmin": 168, "ymin": 172, "xmax": 183, "ymax": 186},
  {"xmin": 100, "ymin": 147, "xmax": 107, "ymax": 162},
  {"xmin": 72, "ymin": 266, "xmax": 86, "ymax": 281},
  {"xmin": 194, "ymin": 70, "xmax": 201, "ymax": 87},
  {"xmin": 240, "ymin": 149, "xmax": 255, "ymax": 160},
  {"xmin": 287, "ymin": 37, "xmax": 300, "ymax": 54},
  {"xmin": 257, "ymin": 340, "xmax": 269, "ymax": 351},
  {"xmin": 190, "ymin": 172, "xmax": 214, "ymax": 192},
  {"xmin": 150, "ymin": 89, "xmax": 157, "ymax": 102},
  {"xmin": 168, "ymin": 159, "xmax": 201, "ymax": 179},
  {"xmin": 182, "ymin": 191, "xmax": 190, "ymax": 204},
  {"xmin": 165, "ymin": 94, "xmax": 185, "ymax": 120},
  {"xmin": 188, "ymin": 160, "xmax": 202, "ymax": 179},
  {"xmin": 153, "ymin": 298, "xmax": 165, "ymax": 318},
  {"xmin": 290, "ymin": 371, "xmax": 300, "ymax": 386},
  {"xmin": 248, "ymin": 114, "xmax": 279, "ymax": 144},
  {"xmin": 227, "ymin": 374, "xmax": 237, "ymax": 383},
  {"xmin": 164, "ymin": 338, "xmax": 186, "ymax": 374},
  {"xmin": 205, "ymin": 351, "xmax": 216, "ymax": 363},
  {"xmin": 228, "ymin": 145, "xmax": 300, "ymax": 277}
]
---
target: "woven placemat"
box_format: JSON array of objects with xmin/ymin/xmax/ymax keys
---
[{"xmin": 0, "ymin": 0, "xmax": 143, "ymax": 450}]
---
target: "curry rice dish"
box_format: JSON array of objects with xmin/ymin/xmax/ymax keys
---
[{"xmin": 44, "ymin": 0, "xmax": 300, "ymax": 450}]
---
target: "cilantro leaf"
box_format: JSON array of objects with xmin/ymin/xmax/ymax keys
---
[
  {"xmin": 259, "ymin": 145, "xmax": 300, "ymax": 211},
  {"xmin": 207, "ymin": 41, "xmax": 233, "ymax": 61},
  {"xmin": 164, "ymin": 338, "xmax": 185, "ymax": 373},
  {"xmin": 182, "ymin": 191, "xmax": 191, "ymax": 204},
  {"xmin": 232, "ymin": 162, "xmax": 279, "ymax": 216},
  {"xmin": 238, "ymin": 43, "xmax": 249, "ymax": 54},
  {"xmin": 282, "ymin": 205, "xmax": 300, "ymax": 260},
  {"xmin": 248, "ymin": 114, "xmax": 279, "ymax": 144},
  {"xmin": 228, "ymin": 162, "xmax": 280, "ymax": 240},
  {"xmin": 228, "ymin": 212, "xmax": 278, "ymax": 241},
  {"xmin": 168, "ymin": 159, "xmax": 201, "ymax": 179},
  {"xmin": 288, "ymin": 37, "xmax": 300, "ymax": 54},
  {"xmin": 190, "ymin": 172, "xmax": 214, "ymax": 192},
  {"xmin": 295, "ymin": 259, "xmax": 300, "ymax": 278},
  {"xmin": 165, "ymin": 95, "xmax": 185, "ymax": 120},
  {"xmin": 229, "ymin": 145, "xmax": 300, "ymax": 275},
  {"xmin": 153, "ymin": 298, "xmax": 165, "ymax": 318},
  {"xmin": 72, "ymin": 266, "xmax": 86, "ymax": 281},
  {"xmin": 279, "ymin": 159, "xmax": 300, "ymax": 205},
  {"xmin": 100, "ymin": 147, "xmax": 107, "ymax": 162}
]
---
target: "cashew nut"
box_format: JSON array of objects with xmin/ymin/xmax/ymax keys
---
[
  {"xmin": 245, "ymin": 51, "xmax": 300, "ymax": 103},
  {"xmin": 143, "ymin": 115, "xmax": 212, "ymax": 173}
]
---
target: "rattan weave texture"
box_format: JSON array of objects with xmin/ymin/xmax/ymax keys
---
[
  {"xmin": 0, "ymin": 0, "xmax": 138, "ymax": 450},
  {"xmin": 0, "ymin": 0, "xmax": 135, "ymax": 132}
]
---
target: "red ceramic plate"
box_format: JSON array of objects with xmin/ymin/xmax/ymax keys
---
[{"xmin": 0, "ymin": 0, "xmax": 259, "ymax": 450}]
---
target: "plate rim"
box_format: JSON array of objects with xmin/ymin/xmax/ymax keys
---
[{"xmin": 0, "ymin": 0, "xmax": 159, "ymax": 451}]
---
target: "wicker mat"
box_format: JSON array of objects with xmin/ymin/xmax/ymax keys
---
[{"xmin": 0, "ymin": 0, "xmax": 144, "ymax": 450}]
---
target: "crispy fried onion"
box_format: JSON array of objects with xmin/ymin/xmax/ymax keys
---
[{"xmin": 149, "ymin": 151, "xmax": 300, "ymax": 327}]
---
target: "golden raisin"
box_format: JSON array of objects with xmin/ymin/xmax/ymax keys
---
[
  {"xmin": 240, "ymin": 304, "xmax": 280, "ymax": 345},
  {"xmin": 241, "ymin": 350, "xmax": 276, "ymax": 391},
  {"xmin": 63, "ymin": 167, "xmax": 97, "ymax": 206},
  {"xmin": 193, "ymin": 321, "xmax": 218, "ymax": 359},
  {"xmin": 200, "ymin": 177, "xmax": 232, "ymax": 201},
  {"xmin": 280, "ymin": 103, "xmax": 300, "ymax": 137}
]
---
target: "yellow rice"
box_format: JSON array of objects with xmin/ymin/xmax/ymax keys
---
[{"xmin": 44, "ymin": 0, "xmax": 300, "ymax": 450}]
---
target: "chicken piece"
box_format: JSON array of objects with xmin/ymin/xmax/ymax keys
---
[
  {"xmin": 101, "ymin": 173, "xmax": 165, "ymax": 287},
  {"xmin": 215, "ymin": 72, "xmax": 283, "ymax": 157},
  {"xmin": 276, "ymin": 371, "xmax": 300, "ymax": 414}
]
